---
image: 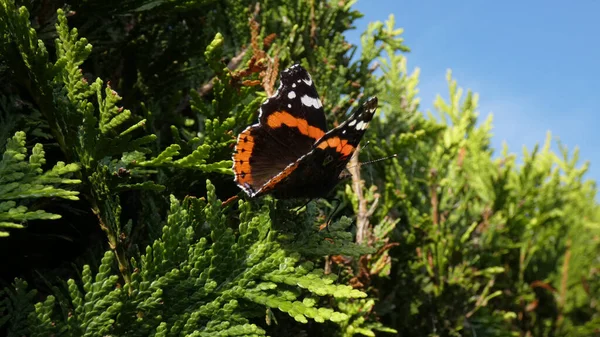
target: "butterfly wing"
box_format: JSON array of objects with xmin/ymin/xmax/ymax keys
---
[
  {"xmin": 313, "ymin": 96, "xmax": 378, "ymax": 170},
  {"xmin": 259, "ymin": 64, "xmax": 328, "ymax": 141},
  {"xmin": 251, "ymin": 97, "xmax": 379, "ymax": 199},
  {"xmin": 233, "ymin": 64, "xmax": 328, "ymax": 196}
]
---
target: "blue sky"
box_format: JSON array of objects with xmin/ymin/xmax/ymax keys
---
[{"xmin": 345, "ymin": 0, "xmax": 599, "ymax": 193}]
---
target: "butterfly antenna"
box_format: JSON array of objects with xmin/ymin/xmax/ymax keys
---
[
  {"xmin": 346, "ymin": 154, "xmax": 398, "ymax": 170},
  {"xmin": 360, "ymin": 154, "xmax": 398, "ymax": 166},
  {"xmin": 361, "ymin": 140, "xmax": 371, "ymax": 150}
]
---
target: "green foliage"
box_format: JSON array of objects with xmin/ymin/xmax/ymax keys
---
[
  {"xmin": 0, "ymin": 0, "xmax": 598, "ymax": 336},
  {"xmin": 365, "ymin": 63, "xmax": 600, "ymax": 335},
  {"xmin": 0, "ymin": 131, "xmax": 80, "ymax": 237},
  {"xmin": 1, "ymin": 181, "xmax": 367, "ymax": 336}
]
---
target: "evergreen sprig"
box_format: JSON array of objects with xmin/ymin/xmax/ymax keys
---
[
  {"xmin": 1, "ymin": 180, "xmax": 369, "ymax": 336},
  {"xmin": 0, "ymin": 131, "xmax": 80, "ymax": 237}
]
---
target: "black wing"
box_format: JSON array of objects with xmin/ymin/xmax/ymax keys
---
[
  {"xmin": 312, "ymin": 96, "xmax": 378, "ymax": 168},
  {"xmin": 251, "ymin": 97, "xmax": 379, "ymax": 199},
  {"xmin": 233, "ymin": 64, "xmax": 329, "ymax": 196}
]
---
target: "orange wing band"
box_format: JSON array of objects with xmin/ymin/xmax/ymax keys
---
[
  {"xmin": 233, "ymin": 129, "xmax": 255, "ymax": 186},
  {"xmin": 267, "ymin": 111, "xmax": 325, "ymax": 141},
  {"xmin": 317, "ymin": 136, "xmax": 355, "ymax": 158}
]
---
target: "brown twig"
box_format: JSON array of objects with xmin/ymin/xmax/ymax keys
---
[
  {"xmin": 236, "ymin": 3, "xmax": 280, "ymax": 95},
  {"xmin": 349, "ymin": 148, "xmax": 370, "ymax": 244},
  {"xmin": 262, "ymin": 55, "xmax": 279, "ymax": 96},
  {"xmin": 344, "ymin": 147, "xmax": 386, "ymax": 289},
  {"xmin": 92, "ymin": 203, "xmax": 131, "ymax": 290},
  {"xmin": 197, "ymin": 48, "xmax": 248, "ymax": 97},
  {"xmin": 221, "ymin": 195, "xmax": 240, "ymax": 208},
  {"xmin": 179, "ymin": 2, "xmax": 281, "ymax": 113}
]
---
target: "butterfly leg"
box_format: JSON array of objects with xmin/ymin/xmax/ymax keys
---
[
  {"xmin": 322, "ymin": 198, "xmax": 343, "ymax": 232},
  {"xmin": 294, "ymin": 198, "xmax": 315, "ymax": 214}
]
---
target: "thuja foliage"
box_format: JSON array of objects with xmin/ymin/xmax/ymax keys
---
[
  {"xmin": 3, "ymin": 182, "xmax": 369, "ymax": 336},
  {"xmin": 1, "ymin": 0, "xmax": 599, "ymax": 337},
  {"xmin": 0, "ymin": 131, "xmax": 80, "ymax": 237}
]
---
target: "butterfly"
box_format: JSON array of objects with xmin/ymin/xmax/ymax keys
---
[{"xmin": 232, "ymin": 64, "xmax": 377, "ymax": 199}]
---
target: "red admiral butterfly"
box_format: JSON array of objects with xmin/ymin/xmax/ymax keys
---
[{"xmin": 232, "ymin": 64, "xmax": 377, "ymax": 199}]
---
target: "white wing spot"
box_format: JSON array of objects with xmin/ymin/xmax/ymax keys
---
[
  {"xmin": 300, "ymin": 95, "xmax": 322, "ymax": 108},
  {"xmin": 292, "ymin": 83, "xmax": 296, "ymax": 88},
  {"xmin": 303, "ymin": 74, "xmax": 313, "ymax": 86},
  {"xmin": 356, "ymin": 121, "xmax": 367, "ymax": 130},
  {"xmin": 288, "ymin": 91, "xmax": 296, "ymax": 99},
  {"xmin": 342, "ymin": 130, "xmax": 347, "ymax": 134},
  {"xmin": 348, "ymin": 120, "xmax": 357, "ymax": 127},
  {"xmin": 288, "ymin": 104, "xmax": 292, "ymax": 108}
]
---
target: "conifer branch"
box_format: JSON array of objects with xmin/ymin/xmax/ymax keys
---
[{"xmin": 0, "ymin": 131, "xmax": 80, "ymax": 237}]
